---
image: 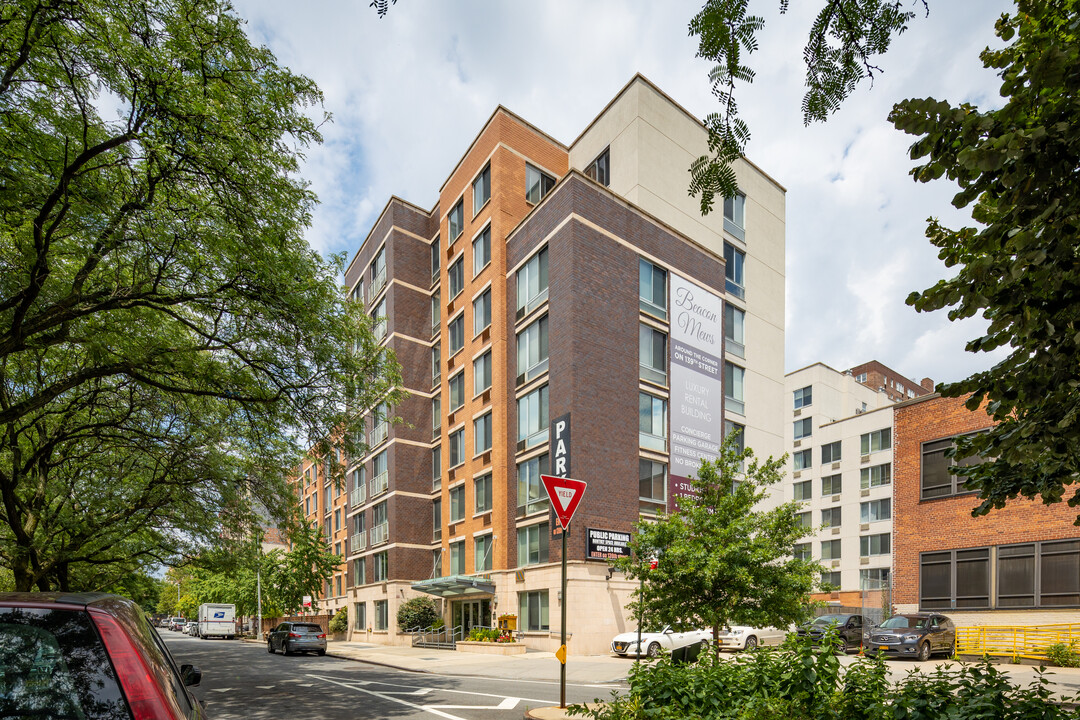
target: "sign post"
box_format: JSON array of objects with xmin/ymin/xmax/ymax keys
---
[{"xmin": 542, "ymin": 473, "xmax": 586, "ymax": 709}]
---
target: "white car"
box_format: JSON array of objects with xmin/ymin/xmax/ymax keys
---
[
  {"xmin": 610, "ymin": 626, "xmax": 711, "ymax": 658},
  {"xmin": 716, "ymin": 625, "xmax": 788, "ymax": 651}
]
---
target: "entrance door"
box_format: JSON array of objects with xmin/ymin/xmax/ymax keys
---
[{"xmin": 452, "ymin": 599, "xmax": 491, "ymax": 634}]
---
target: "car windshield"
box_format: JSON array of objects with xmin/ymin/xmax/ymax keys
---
[
  {"xmin": 880, "ymin": 616, "xmax": 924, "ymax": 629},
  {"xmin": 811, "ymin": 615, "xmax": 845, "ymax": 626},
  {"xmin": 294, "ymin": 624, "xmax": 322, "ymax": 633}
]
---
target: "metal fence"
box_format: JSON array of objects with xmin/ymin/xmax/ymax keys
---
[
  {"xmin": 956, "ymin": 624, "xmax": 1080, "ymax": 662},
  {"xmin": 409, "ymin": 624, "xmax": 464, "ymax": 650}
]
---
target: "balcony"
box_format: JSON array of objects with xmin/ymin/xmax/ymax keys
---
[
  {"xmin": 370, "ymin": 522, "xmax": 389, "ymax": 546},
  {"xmin": 370, "ymin": 422, "xmax": 388, "ymax": 447},
  {"xmin": 373, "ymin": 317, "xmax": 387, "ymax": 342},
  {"xmin": 369, "ymin": 471, "xmax": 389, "ymax": 498},
  {"xmin": 350, "ymin": 486, "xmax": 366, "ymax": 508},
  {"xmin": 371, "ymin": 267, "xmax": 387, "ymax": 297},
  {"xmin": 351, "ymin": 532, "xmax": 367, "ymax": 553}
]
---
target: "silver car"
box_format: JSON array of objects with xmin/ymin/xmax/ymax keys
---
[{"xmin": 267, "ymin": 621, "xmax": 327, "ymax": 656}]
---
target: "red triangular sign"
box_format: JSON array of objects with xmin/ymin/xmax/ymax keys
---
[{"xmin": 541, "ymin": 474, "xmax": 587, "ymax": 530}]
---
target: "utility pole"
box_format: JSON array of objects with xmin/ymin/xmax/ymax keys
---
[{"xmin": 256, "ymin": 568, "xmax": 263, "ymax": 641}]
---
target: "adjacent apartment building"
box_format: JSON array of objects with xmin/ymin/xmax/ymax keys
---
[{"xmin": 294, "ymin": 75, "xmax": 787, "ymax": 655}]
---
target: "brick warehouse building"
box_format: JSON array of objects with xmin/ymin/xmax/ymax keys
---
[
  {"xmin": 893, "ymin": 393, "xmax": 1080, "ymax": 625},
  {"xmin": 298, "ymin": 75, "xmax": 787, "ymax": 654}
]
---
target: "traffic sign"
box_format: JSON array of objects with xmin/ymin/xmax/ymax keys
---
[{"xmin": 541, "ymin": 475, "xmax": 587, "ymax": 530}]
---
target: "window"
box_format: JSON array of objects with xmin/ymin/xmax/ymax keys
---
[
  {"xmin": 639, "ymin": 393, "xmax": 667, "ymax": 452},
  {"xmin": 432, "ymin": 396, "xmax": 441, "ymax": 434},
  {"xmin": 860, "ymin": 463, "xmax": 891, "ymax": 489},
  {"xmin": 861, "ymin": 533, "xmax": 891, "ymax": 558},
  {"xmin": 474, "ymin": 412, "xmax": 492, "ymax": 455},
  {"xmin": 517, "ymin": 523, "xmax": 550, "ymax": 566},
  {"xmin": 724, "ymin": 362, "xmax": 745, "ymax": 415},
  {"xmin": 794, "ymin": 480, "xmax": 812, "ymax": 501},
  {"xmin": 518, "ymin": 384, "xmax": 549, "ymax": 450},
  {"xmin": 793, "ymin": 385, "xmax": 812, "ymax": 409},
  {"xmin": 431, "ymin": 291, "xmax": 441, "ymax": 336},
  {"xmin": 517, "ymin": 453, "xmax": 550, "ymax": 516},
  {"xmin": 639, "ymin": 324, "xmax": 667, "ymax": 384},
  {"xmin": 432, "ymin": 549, "xmax": 442, "ymax": 578},
  {"xmin": 820, "ymin": 571, "xmax": 841, "ymax": 588},
  {"xmin": 517, "ymin": 315, "xmax": 549, "ymax": 384},
  {"xmin": 450, "ymin": 540, "xmax": 465, "ymax": 575},
  {"xmin": 432, "ymin": 499, "xmax": 441, "ymax": 541},
  {"xmin": 431, "ymin": 445, "xmax": 441, "ymax": 488},
  {"xmin": 372, "ymin": 297, "xmax": 387, "ymax": 341},
  {"xmin": 374, "ymin": 599, "xmax": 388, "ymax": 630},
  {"xmin": 449, "ymin": 372, "xmax": 465, "ymax": 411},
  {"xmin": 997, "ymin": 540, "xmax": 1080, "ymax": 608},
  {"xmin": 517, "ymin": 246, "xmax": 549, "ymax": 316},
  {"xmin": 473, "ymin": 226, "xmax": 491, "ymax": 275},
  {"xmin": 472, "ymin": 165, "xmax": 490, "ymax": 215},
  {"xmin": 724, "ymin": 242, "xmax": 745, "ymax": 299},
  {"xmin": 474, "ymin": 350, "xmax": 492, "ymax": 394},
  {"xmin": 354, "ymin": 557, "xmax": 366, "ymax": 585},
  {"xmin": 334, "ymin": 509, "xmax": 341, "ymax": 533},
  {"xmin": 638, "ymin": 258, "xmax": 667, "ymax": 319},
  {"xmin": 449, "ymin": 485, "xmax": 465, "ymax": 523},
  {"xmin": 725, "ymin": 420, "xmax": 746, "ymax": 471},
  {"xmin": 821, "ymin": 441, "xmax": 841, "ymax": 464},
  {"xmin": 821, "ymin": 539, "xmax": 841, "ymax": 560},
  {"xmin": 861, "ymin": 428, "xmax": 892, "ymax": 454},
  {"xmin": 448, "ymin": 198, "xmax": 464, "ymax": 241},
  {"xmin": 821, "ymin": 507, "xmax": 842, "ymax": 528},
  {"xmin": 519, "ymin": 590, "xmax": 550, "ymax": 631},
  {"xmin": 432, "ymin": 342, "xmax": 441, "ymax": 385},
  {"xmin": 374, "ymin": 552, "xmax": 388, "ymax": 583},
  {"xmin": 920, "ymin": 548, "xmax": 990, "ymax": 609},
  {"xmin": 370, "ymin": 402, "xmax": 389, "ymax": 446},
  {"xmin": 449, "ymin": 255, "xmax": 464, "ymax": 298},
  {"xmin": 724, "ymin": 192, "xmax": 745, "ymax": 230},
  {"xmin": 371, "ymin": 450, "xmax": 388, "ymax": 496},
  {"xmin": 860, "ymin": 568, "xmax": 890, "ymax": 590},
  {"xmin": 431, "ymin": 239, "xmax": 441, "ymax": 284},
  {"xmin": 449, "ymin": 428, "xmax": 465, "ymax": 468},
  {"xmin": 475, "ymin": 473, "xmax": 492, "ymax": 513},
  {"xmin": 793, "ymin": 449, "xmax": 812, "ymax": 471},
  {"xmin": 370, "ymin": 246, "xmax": 386, "ymax": 296},
  {"xmin": 639, "ymin": 459, "xmax": 666, "ymax": 511},
  {"xmin": 821, "ymin": 474, "xmax": 842, "ymax": 495},
  {"xmin": 584, "ymin": 147, "xmax": 609, "ymax": 186},
  {"xmin": 526, "ymin": 164, "xmax": 555, "ymax": 204},
  {"xmin": 793, "ymin": 417, "xmax": 812, "ymax": 440},
  {"xmin": 724, "ymin": 303, "xmax": 745, "ymax": 358},
  {"xmin": 922, "ymin": 435, "xmax": 983, "ymax": 499},
  {"xmin": 475, "ymin": 534, "xmax": 493, "ymax": 572},
  {"xmin": 855, "ymin": 372, "xmax": 867, "ymax": 383},
  {"xmin": 473, "ymin": 288, "xmax": 491, "ymax": 333},
  {"xmin": 448, "ymin": 314, "xmax": 464, "ymax": 355},
  {"xmin": 335, "ymin": 575, "xmax": 342, "ymax": 596},
  {"xmin": 794, "ymin": 543, "xmax": 811, "ymax": 561},
  {"xmin": 795, "ymin": 511, "xmax": 811, "ymax": 529},
  {"xmin": 861, "ymin": 498, "xmax": 891, "ymax": 523}
]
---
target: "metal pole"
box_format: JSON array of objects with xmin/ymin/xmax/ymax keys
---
[
  {"xmin": 636, "ymin": 572, "xmax": 643, "ymax": 668},
  {"xmin": 256, "ymin": 568, "xmax": 263, "ymax": 641},
  {"xmin": 560, "ymin": 525, "xmax": 567, "ymax": 709}
]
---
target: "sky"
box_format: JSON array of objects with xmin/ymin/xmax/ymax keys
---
[{"xmin": 232, "ymin": 0, "xmax": 1014, "ymax": 387}]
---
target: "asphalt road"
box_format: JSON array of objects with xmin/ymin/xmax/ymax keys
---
[{"xmin": 162, "ymin": 631, "xmax": 617, "ymax": 720}]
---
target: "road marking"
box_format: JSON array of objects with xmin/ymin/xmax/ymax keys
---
[
  {"xmin": 308, "ymin": 675, "xmax": 466, "ymax": 720},
  {"xmin": 209, "ymin": 688, "xmax": 233, "ymax": 693},
  {"xmin": 255, "ymin": 685, "xmax": 275, "ymax": 689},
  {"xmin": 307, "ymin": 674, "xmax": 553, "ymax": 704},
  {"xmin": 428, "ymin": 697, "xmax": 521, "ymax": 710}
]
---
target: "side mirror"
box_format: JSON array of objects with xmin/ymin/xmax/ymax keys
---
[{"xmin": 180, "ymin": 664, "xmax": 202, "ymax": 687}]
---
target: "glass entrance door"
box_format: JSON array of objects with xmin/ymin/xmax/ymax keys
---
[{"xmin": 452, "ymin": 599, "xmax": 491, "ymax": 634}]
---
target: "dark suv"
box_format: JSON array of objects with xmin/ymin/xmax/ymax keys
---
[
  {"xmin": 864, "ymin": 613, "xmax": 955, "ymax": 661},
  {"xmin": 796, "ymin": 613, "xmax": 865, "ymax": 651},
  {"xmin": 267, "ymin": 621, "xmax": 327, "ymax": 655},
  {"xmin": 0, "ymin": 592, "xmax": 205, "ymax": 719}
]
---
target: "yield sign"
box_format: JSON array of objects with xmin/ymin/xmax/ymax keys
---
[{"xmin": 541, "ymin": 475, "xmax": 587, "ymax": 530}]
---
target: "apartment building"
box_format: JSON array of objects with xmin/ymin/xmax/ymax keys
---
[
  {"xmin": 296, "ymin": 451, "xmax": 349, "ymax": 615},
  {"xmin": 302, "ymin": 75, "xmax": 785, "ymax": 655},
  {"xmin": 783, "ymin": 362, "xmax": 931, "ymax": 609},
  {"xmin": 893, "ymin": 393, "xmax": 1080, "ymax": 625}
]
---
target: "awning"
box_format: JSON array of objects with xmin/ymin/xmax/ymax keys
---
[{"xmin": 411, "ymin": 575, "xmax": 496, "ymax": 598}]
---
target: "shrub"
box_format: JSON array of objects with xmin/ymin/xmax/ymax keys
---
[
  {"xmin": 468, "ymin": 627, "xmax": 500, "ymax": 642},
  {"xmin": 328, "ymin": 607, "xmax": 348, "ymax": 634},
  {"xmin": 396, "ymin": 596, "xmax": 439, "ymax": 630},
  {"xmin": 1046, "ymin": 642, "xmax": 1080, "ymax": 668}
]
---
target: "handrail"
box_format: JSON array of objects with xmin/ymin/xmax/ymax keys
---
[{"xmin": 956, "ymin": 623, "xmax": 1080, "ymax": 661}]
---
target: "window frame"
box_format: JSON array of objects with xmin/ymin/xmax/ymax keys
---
[
  {"xmin": 821, "ymin": 473, "xmax": 842, "ymax": 496},
  {"xmin": 638, "ymin": 392, "xmax": 667, "ymax": 452},
  {"xmin": 517, "ymin": 384, "xmax": 550, "ymax": 451},
  {"xmin": 474, "ymin": 473, "xmax": 493, "ymax": 514},
  {"xmin": 448, "ymin": 198, "xmax": 464, "ymax": 241},
  {"xmin": 448, "ymin": 312, "xmax": 465, "ymax": 356},
  {"xmin": 724, "ymin": 242, "xmax": 745, "ymax": 299},
  {"xmin": 449, "ymin": 427, "xmax": 465, "ymax": 468},
  {"xmin": 638, "ymin": 258, "xmax": 667, "ymax": 320},
  {"xmin": 639, "ymin": 323, "xmax": 667, "ymax": 385},
  {"xmin": 449, "ymin": 254, "xmax": 465, "ymax": 299},
  {"xmin": 473, "ymin": 225, "xmax": 491, "ymax": 276},
  {"xmin": 860, "ymin": 462, "xmax": 892, "ymax": 489},
  {"xmin": 517, "ymin": 522, "xmax": 550, "ymax": 566},
  {"xmin": 474, "ymin": 412, "xmax": 493, "ymax": 455},
  {"xmin": 793, "ymin": 417, "xmax": 813, "ymax": 440},
  {"xmin": 472, "ymin": 164, "xmax": 491, "ymax": 216},
  {"xmin": 473, "ymin": 349, "xmax": 492, "ymax": 395},
  {"xmin": 584, "ymin": 147, "xmax": 610, "ymax": 186},
  {"xmin": 860, "ymin": 428, "xmax": 892, "ymax": 455},
  {"xmin": 525, "ymin": 164, "xmax": 555, "ymax": 204},
  {"xmin": 473, "ymin": 287, "xmax": 492, "ymax": 335},
  {"xmin": 793, "ymin": 385, "xmax": 812, "ymax": 409}
]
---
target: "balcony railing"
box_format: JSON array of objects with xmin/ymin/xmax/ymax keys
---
[
  {"xmin": 373, "ymin": 317, "xmax": 387, "ymax": 342},
  {"xmin": 351, "ymin": 532, "xmax": 367, "ymax": 553},
  {"xmin": 370, "ymin": 422, "xmax": 388, "ymax": 447},
  {"xmin": 371, "ymin": 267, "xmax": 387, "ymax": 297},
  {"xmin": 369, "ymin": 471, "xmax": 389, "ymax": 498},
  {"xmin": 370, "ymin": 522, "xmax": 389, "ymax": 546},
  {"xmin": 350, "ymin": 486, "xmax": 366, "ymax": 508}
]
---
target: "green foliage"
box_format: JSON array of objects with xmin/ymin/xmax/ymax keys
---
[
  {"xmin": 0, "ymin": 0, "xmax": 401, "ymax": 591},
  {"xmin": 329, "ymin": 607, "xmax": 348, "ymax": 635},
  {"xmin": 688, "ymin": 0, "xmax": 919, "ymax": 213},
  {"xmin": 396, "ymin": 596, "xmax": 439, "ymax": 630},
  {"xmin": 892, "ymin": 0, "xmax": 1080, "ymax": 521},
  {"xmin": 468, "ymin": 627, "xmax": 500, "ymax": 642},
  {"xmin": 1046, "ymin": 642, "xmax": 1080, "ymax": 668},
  {"xmin": 615, "ymin": 433, "xmax": 820, "ymax": 650}
]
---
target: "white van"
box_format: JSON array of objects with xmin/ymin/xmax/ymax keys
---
[{"xmin": 197, "ymin": 603, "xmax": 236, "ymax": 639}]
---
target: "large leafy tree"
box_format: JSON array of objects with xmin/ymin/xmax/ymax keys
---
[
  {"xmin": 616, "ymin": 435, "xmax": 820, "ymax": 654},
  {"xmin": 0, "ymin": 0, "xmax": 401, "ymax": 591},
  {"xmin": 892, "ymin": 0, "xmax": 1080, "ymax": 520}
]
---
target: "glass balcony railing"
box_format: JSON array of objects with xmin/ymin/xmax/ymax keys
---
[{"xmin": 370, "ymin": 523, "xmax": 389, "ymax": 546}]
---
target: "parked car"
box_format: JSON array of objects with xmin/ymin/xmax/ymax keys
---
[
  {"xmin": 184, "ymin": 621, "xmax": 199, "ymax": 636},
  {"xmin": 0, "ymin": 592, "xmax": 204, "ymax": 719},
  {"xmin": 863, "ymin": 613, "xmax": 956, "ymax": 661},
  {"xmin": 796, "ymin": 613, "xmax": 865, "ymax": 651},
  {"xmin": 716, "ymin": 625, "xmax": 788, "ymax": 651},
  {"xmin": 267, "ymin": 621, "xmax": 327, "ymax": 656},
  {"xmin": 170, "ymin": 617, "xmax": 185, "ymax": 631},
  {"xmin": 610, "ymin": 626, "xmax": 711, "ymax": 658}
]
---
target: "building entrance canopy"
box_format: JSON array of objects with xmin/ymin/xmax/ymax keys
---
[{"xmin": 411, "ymin": 575, "xmax": 495, "ymax": 598}]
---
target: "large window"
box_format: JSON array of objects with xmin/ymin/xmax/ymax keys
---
[
  {"xmin": 821, "ymin": 440, "xmax": 841, "ymax": 464},
  {"xmin": 794, "ymin": 543, "xmax": 811, "ymax": 561},
  {"xmin": 998, "ymin": 539, "xmax": 1080, "ymax": 607},
  {"xmin": 724, "ymin": 362, "xmax": 745, "ymax": 415},
  {"xmin": 516, "ymin": 246, "xmax": 549, "ymax": 316},
  {"xmin": 431, "ymin": 239, "xmax": 440, "ymax": 284},
  {"xmin": 860, "ymin": 533, "xmax": 891, "ymax": 558},
  {"xmin": 861, "ymin": 428, "xmax": 892, "ymax": 454},
  {"xmin": 473, "ymin": 226, "xmax": 491, "ymax": 275},
  {"xmin": 474, "ymin": 412, "xmax": 492, "ymax": 454},
  {"xmin": 374, "ymin": 599, "xmax": 388, "ymax": 630},
  {"xmin": 449, "ymin": 485, "xmax": 465, "ymax": 523},
  {"xmin": 475, "ymin": 473, "xmax": 492, "ymax": 513},
  {"xmin": 793, "ymin": 385, "xmax": 812, "ymax": 409},
  {"xmin": 517, "ymin": 315, "xmax": 549, "ymax": 384},
  {"xmin": 448, "ymin": 198, "xmax": 464, "ymax": 241},
  {"xmin": 526, "ymin": 164, "xmax": 555, "ymax": 204},
  {"xmin": 639, "ymin": 324, "xmax": 667, "ymax": 385},
  {"xmin": 518, "ymin": 385, "xmax": 549, "ymax": 450},
  {"xmin": 821, "ymin": 474, "xmax": 842, "ymax": 495},
  {"xmin": 861, "ymin": 498, "xmax": 891, "ymax": 523},
  {"xmin": 370, "ymin": 246, "xmax": 386, "ymax": 296},
  {"xmin": 450, "ymin": 540, "xmax": 465, "ymax": 575},
  {"xmin": 724, "ymin": 303, "xmax": 745, "ymax": 358},
  {"xmin": 860, "ymin": 568, "xmax": 890, "ymax": 590},
  {"xmin": 584, "ymin": 147, "xmax": 609, "ymax": 186},
  {"xmin": 431, "ymin": 290, "xmax": 441, "ymax": 336},
  {"xmin": 374, "ymin": 551, "xmax": 388, "ymax": 583},
  {"xmin": 724, "ymin": 193, "xmax": 745, "ymax": 231},
  {"xmin": 372, "ymin": 297, "xmax": 387, "ymax": 341},
  {"xmin": 724, "ymin": 242, "xmax": 745, "ymax": 299},
  {"xmin": 795, "ymin": 511, "xmax": 811, "ymax": 529},
  {"xmin": 920, "ymin": 548, "xmax": 990, "ymax": 609},
  {"xmin": 474, "ymin": 350, "xmax": 492, "ymax": 394},
  {"xmin": 861, "ymin": 463, "xmax": 891, "ymax": 489},
  {"xmin": 472, "ymin": 165, "xmax": 490, "ymax": 215},
  {"xmin": 449, "ymin": 428, "xmax": 464, "ymax": 468},
  {"xmin": 449, "ymin": 255, "xmax": 464, "ymax": 298},
  {"xmin": 432, "ymin": 342, "xmax": 441, "ymax": 385},
  {"xmin": 922, "ymin": 435, "xmax": 983, "ymax": 499},
  {"xmin": 432, "ymin": 396, "xmax": 441, "ymax": 434},
  {"xmin": 793, "ymin": 417, "xmax": 812, "ymax": 440},
  {"xmin": 517, "ymin": 453, "xmax": 549, "ymax": 516},
  {"xmin": 432, "ymin": 499, "xmax": 441, "ymax": 541},
  {"xmin": 473, "ymin": 288, "xmax": 491, "ymax": 334},
  {"xmin": 432, "ymin": 446, "xmax": 441, "ymax": 489},
  {"xmin": 639, "ymin": 393, "xmax": 667, "ymax": 452},
  {"xmin": 821, "ymin": 507, "xmax": 842, "ymax": 528},
  {"xmin": 448, "ymin": 314, "xmax": 464, "ymax": 355},
  {"xmin": 449, "ymin": 371, "xmax": 465, "ymax": 411},
  {"xmin": 638, "ymin": 258, "xmax": 667, "ymax": 319},
  {"xmin": 371, "ymin": 450, "xmax": 388, "ymax": 496},
  {"xmin": 794, "ymin": 480, "xmax": 812, "ymax": 501},
  {"xmin": 517, "ymin": 523, "xmax": 550, "ymax": 566},
  {"xmin": 793, "ymin": 449, "xmax": 812, "ymax": 471},
  {"xmin": 821, "ymin": 539, "xmax": 841, "ymax": 560},
  {"xmin": 639, "ymin": 459, "xmax": 666, "ymax": 511},
  {"xmin": 355, "ymin": 559, "xmax": 366, "ymax": 586},
  {"xmin": 519, "ymin": 590, "xmax": 550, "ymax": 631},
  {"xmin": 475, "ymin": 534, "xmax": 493, "ymax": 572}
]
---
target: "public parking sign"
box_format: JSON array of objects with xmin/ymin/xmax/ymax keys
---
[{"xmin": 541, "ymin": 475, "xmax": 587, "ymax": 530}]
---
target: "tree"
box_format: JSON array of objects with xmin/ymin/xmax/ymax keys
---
[
  {"xmin": 396, "ymin": 596, "xmax": 439, "ymax": 631},
  {"xmin": 892, "ymin": 0, "xmax": 1080, "ymax": 521},
  {"xmin": 616, "ymin": 434, "xmax": 820, "ymax": 655},
  {"xmin": 262, "ymin": 519, "xmax": 342, "ymax": 615},
  {"xmin": 0, "ymin": 0, "xmax": 401, "ymax": 590}
]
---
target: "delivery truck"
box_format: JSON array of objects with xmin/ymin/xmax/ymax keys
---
[{"xmin": 197, "ymin": 603, "xmax": 236, "ymax": 639}]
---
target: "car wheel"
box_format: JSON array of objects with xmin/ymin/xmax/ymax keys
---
[
  {"xmin": 744, "ymin": 635, "xmax": 758, "ymax": 651},
  {"xmin": 317, "ymin": 649, "xmax": 326, "ymax": 656},
  {"xmin": 267, "ymin": 641, "xmax": 274, "ymax": 654},
  {"xmin": 917, "ymin": 641, "xmax": 931, "ymax": 662},
  {"xmin": 949, "ymin": 641, "xmax": 956, "ymax": 657},
  {"xmin": 646, "ymin": 642, "xmax": 661, "ymax": 658},
  {"xmin": 283, "ymin": 641, "xmax": 293, "ymax": 656}
]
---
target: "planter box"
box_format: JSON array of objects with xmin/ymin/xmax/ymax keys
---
[{"xmin": 456, "ymin": 640, "xmax": 527, "ymax": 655}]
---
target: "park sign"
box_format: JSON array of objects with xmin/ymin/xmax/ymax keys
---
[{"xmin": 541, "ymin": 475, "xmax": 586, "ymax": 531}]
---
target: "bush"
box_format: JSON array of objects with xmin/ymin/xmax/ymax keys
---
[
  {"xmin": 396, "ymin": 596, "xmax": 439, "ymax": 630},
  {"xmin": 328, "ymin": 607, "xmax": 348, "ymax": 634},
  {"xmin": 1046, "ymin": 642, "xmax": 1080, "ymax": 668},
  {"xmin": 468, "ymin": 627, "xmax": 500, "ymax": 642}
]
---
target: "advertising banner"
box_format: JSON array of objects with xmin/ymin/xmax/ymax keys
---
[{"xmin": 586, "ymin": 528, "xmax": 632, "ymax": 560}]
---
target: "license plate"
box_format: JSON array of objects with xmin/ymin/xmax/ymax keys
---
[{"xmin": 878, "ymin": 645, "xmax": 889, "ymax": 651}]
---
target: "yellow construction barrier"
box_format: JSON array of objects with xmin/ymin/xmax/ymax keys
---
[{"xmin": 956, "ymin": 624, "xmax": 1080, "ymax": 662}]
